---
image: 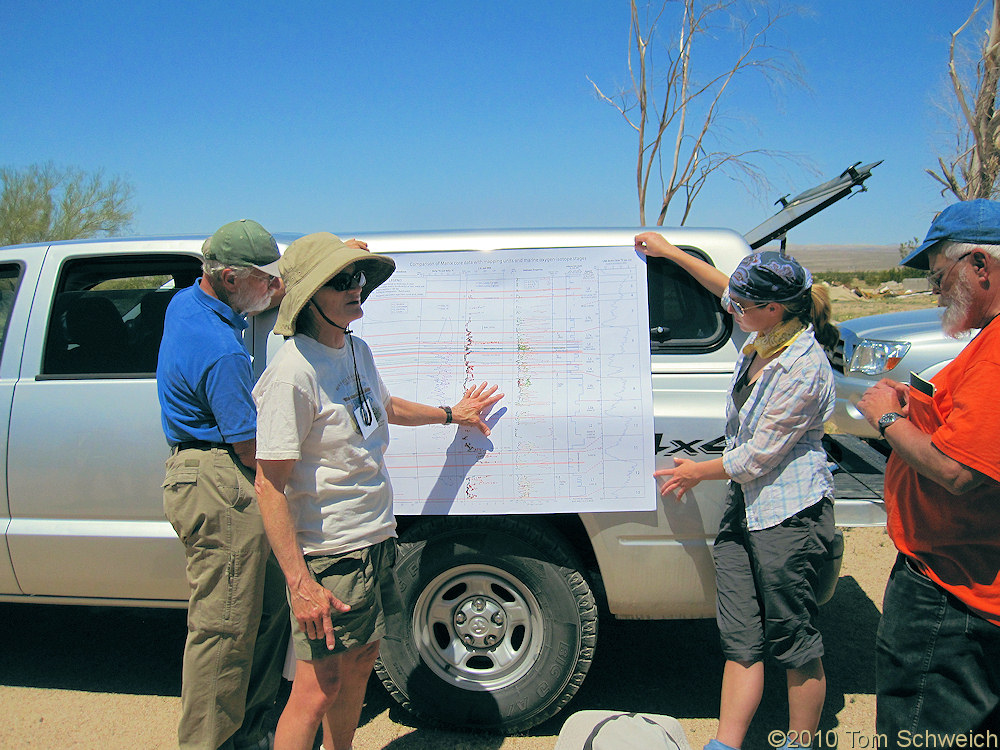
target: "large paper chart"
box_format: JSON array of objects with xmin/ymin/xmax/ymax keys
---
[{"xmin": 353, "ymin": 246, "xmax": 655, "ymax": 514}]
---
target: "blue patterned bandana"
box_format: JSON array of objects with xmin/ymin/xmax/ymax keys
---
[{"xmin": 728, "ymin": 251, "xmax": 813, "ymax": 303}]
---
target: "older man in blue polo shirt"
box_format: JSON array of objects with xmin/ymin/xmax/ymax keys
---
[{"xmin": 158, "ymin": 219, "xmax": 289, "ymax": 750}]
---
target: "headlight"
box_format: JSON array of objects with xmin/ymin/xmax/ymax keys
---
[{"xmin": 848, "ymin": 339, "xmax": 911, "ymax": 376}]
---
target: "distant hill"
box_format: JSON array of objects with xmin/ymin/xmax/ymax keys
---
[{"xmin": 774, "ymin": 244, "xmax": 903, "ymax": 272}]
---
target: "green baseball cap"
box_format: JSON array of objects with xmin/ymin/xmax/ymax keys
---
[{"xmin": 204, "ymin": 219, "xmax": 281, "ymax": 275}]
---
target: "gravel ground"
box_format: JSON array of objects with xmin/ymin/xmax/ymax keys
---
[{"xmin": 0, "ymin": 525, "xmax": 897, "ymax": 749}]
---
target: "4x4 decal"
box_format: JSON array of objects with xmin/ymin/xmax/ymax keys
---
[{"xmin": 654, "ymin": 433, "xmax": 726, "ymax": 456}]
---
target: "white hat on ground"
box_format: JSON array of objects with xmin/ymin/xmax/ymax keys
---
[{"xmin": 553, "ymin": 710, "xmax": 691, "ymax": 750}]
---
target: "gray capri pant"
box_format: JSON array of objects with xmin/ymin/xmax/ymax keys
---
[{"xmin": 712, "ymin": 484, "xmax": 835, "ymax": 669}]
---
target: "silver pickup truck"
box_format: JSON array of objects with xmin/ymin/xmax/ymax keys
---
[
  {"xmin": 829, "ymin": 306, "xmax": 972, "ymax": 439},
  {"xmin": 0, "ymin": 228, "xmax": 868, "ymax": 732}
]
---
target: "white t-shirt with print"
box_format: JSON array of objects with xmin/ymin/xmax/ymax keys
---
[{"xmin": 254, "ymin": 334, "xmax": 395, "ymax": 555}]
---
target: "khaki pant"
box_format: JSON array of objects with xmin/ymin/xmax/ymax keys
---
[{"xmin": 164, "ymin": 446, "xmax": 290, "ymax": 750}]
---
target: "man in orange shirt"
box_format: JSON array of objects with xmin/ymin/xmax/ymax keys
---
[{"xmin": 859, "ymin": 199, "xmax": 1000, "ymax": 744}]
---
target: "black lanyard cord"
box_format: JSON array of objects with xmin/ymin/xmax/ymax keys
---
[
  {"xmin": 310, "ymin": 300, "xmax": 373, "ymax": 426},
  {"xmin": 348, "ymin": 334, "xmax": 373, "ymax": 426}
]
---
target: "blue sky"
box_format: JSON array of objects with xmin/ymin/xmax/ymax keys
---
[{"xmin": 0, "ymin": 1, "xmax": 986, "ymax": 246}]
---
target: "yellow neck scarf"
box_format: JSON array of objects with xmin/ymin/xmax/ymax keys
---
[{"xmin": 742, "ymin": 319, "xmax": 805, "ymax": 359}]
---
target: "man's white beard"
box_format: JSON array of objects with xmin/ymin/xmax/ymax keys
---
[
  {"xmin": 942, "ymin": 270, "xmax": 974, "ymax": 337},
  {"xmin": 231, "ymin": 284, "xmax": 272, "ymax": 316}
]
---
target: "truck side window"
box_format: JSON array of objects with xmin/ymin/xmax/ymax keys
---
[
  {"xmin": 646, "ymin": 251, "xmax": 728, "ymax": 352},
  {"xmin": 0, "ymin": 263, "xmax": 23, "ymax": 362},
  {"xmin": 41, "ymin": 254, "xmax": 203, "ymax": 378}
]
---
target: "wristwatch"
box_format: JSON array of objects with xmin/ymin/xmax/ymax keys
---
[
  {"xmin": 440, "ymin": 405, "xmax": 453, "ymax": 425},
  {"xmin": 877, "ymin": 411, "xmax": 904, "ymax": 438}
]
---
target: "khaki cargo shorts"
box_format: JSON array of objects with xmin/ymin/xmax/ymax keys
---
[{"xmin": 291, "ymin": 537, "xmax": 402, "ymax": 660}]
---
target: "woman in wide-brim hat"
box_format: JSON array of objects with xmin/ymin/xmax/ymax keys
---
[
  {"xmin": 635, "ymin": 231, "xmax": 839, "ymax": 750},
  {"xmin": 252, "ymin": 232, "xmax": 503, "ymax": 750},
  {"xmin": 271, "ymin": 231, "xmax": 395, "ymax": 338}
]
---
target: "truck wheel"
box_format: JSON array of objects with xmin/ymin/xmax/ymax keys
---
[{"xmin": 375, "ymin": 516, "xmax": 598, "ymax": 733}]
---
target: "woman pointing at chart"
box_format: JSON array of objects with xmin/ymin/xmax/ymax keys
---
[{"xmin": 252, "ymin": 232, "xmax": 502, "ymax": 750}]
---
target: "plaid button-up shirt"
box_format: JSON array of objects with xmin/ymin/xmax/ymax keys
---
[{"xmin": 721, "ymin": 325, "xmax": 836, "ymax": 530}]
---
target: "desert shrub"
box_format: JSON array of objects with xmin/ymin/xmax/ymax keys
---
[{"xmin": 814, "ymin": 269, "xmax": 911, "ymax": 287}]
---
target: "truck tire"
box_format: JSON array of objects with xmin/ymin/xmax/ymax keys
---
[{"xmin": 375, "ymin": 516, "xmax": 598, "ymax": 733}]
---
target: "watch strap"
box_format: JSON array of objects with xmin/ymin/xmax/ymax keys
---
[{"xmin": 440, "ymin": 405, "xmax": 453, "ymax": 424}]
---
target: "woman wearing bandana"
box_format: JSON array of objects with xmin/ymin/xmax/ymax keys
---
[{"xmin": 636, "ymin": 232, "xmax": 840, "ymax": 750}]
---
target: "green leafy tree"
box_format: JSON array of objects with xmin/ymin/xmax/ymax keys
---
[
  {"xmin": 0, "ymin": 163, "xmax": 135, "ymax": 246},
  {"xmin": 898, "ymin": 236, "xmax": 920, "ymax": 259}
]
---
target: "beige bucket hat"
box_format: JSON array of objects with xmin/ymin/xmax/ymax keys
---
[{"xmin": 273, "ymin": 232, "xmax": 395, "ymax": 337}]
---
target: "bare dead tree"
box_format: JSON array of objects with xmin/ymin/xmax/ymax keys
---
[
  {"xmin": 589, "ymin": 0, "xmax": 805, "ymax": 226},
  {"xmin": 928, "ymin": 1, "xmax": 1000, "ymax": 200}
]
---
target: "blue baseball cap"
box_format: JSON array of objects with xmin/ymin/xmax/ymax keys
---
[{"xmin": 902, "ymin": 199, "xmax": 1000, "ymax": 269}]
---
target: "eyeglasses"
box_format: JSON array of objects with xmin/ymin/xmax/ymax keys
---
[
  {"xmin": 248, "ymin": 269, "xmax": 281, "ymax": 288},
  {"xmin": 927, "ymin": 251, "xmax": 972, "ymax": 290},
  {"xmin": 722, "ymin": 289, "xmax": 768, "ymax": 317},
  {"xmin": 325, "ymin": 270, "xmax": 366, "ymax": 291}
]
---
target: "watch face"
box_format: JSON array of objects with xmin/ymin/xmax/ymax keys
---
[{"xmin": 878, "ymin": 412, "xmax": 902, "ymax": 435}]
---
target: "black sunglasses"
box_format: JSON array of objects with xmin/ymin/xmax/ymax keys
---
[{"xmin": 325, "ymin": 269, "xmax": 366, "ymax": 291}]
